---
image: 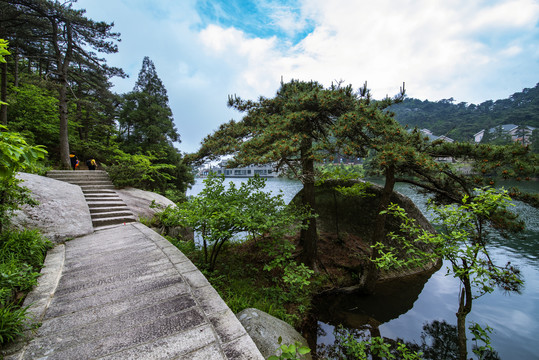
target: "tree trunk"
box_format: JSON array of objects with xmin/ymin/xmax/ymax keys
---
[
  {"xmin": 56, "ymin": 20, "xmax": 73, "ymax": 170},
  {"xmin": 456, "ymin": 269, "xmax": 473, "ymax": 360},
  {"xmin": 1, "ymin": 61, "xmax": 7, "ymax": 125},
  {"xmin": 58, "ymin": 78, "xmax": 71, "ymax": 169},
  {"xmin": 13, "ymin": 51, "xmax": 18, "ymax": 88},
  {"xmin": 299, "ymin": 138, "xmax": 318, "ymax": 270}
]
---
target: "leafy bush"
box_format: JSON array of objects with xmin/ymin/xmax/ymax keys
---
[
  {"xmin": 0, "ymin": 230, "xmax": 52, "ymax": 270},
  {"xmin": 0, "ymin": 230, "xmax": 52, "ymax": 343},
  {"xmin": 0, "ymin": 304, "xmax": 30, "ymax": 344}
]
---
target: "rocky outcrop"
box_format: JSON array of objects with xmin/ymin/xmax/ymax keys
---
[
  {"xmin": 115, "ymin": 187, "xmax": 176, "ymax": 221},
  {"xmin": 10, "ymin": 174, "xmax": 179, "ymax": 243},
  {"xmin": 12, "ymin": 173, "xmax": 93, "ymax": 243},
  {"xmin": 237, "ymin": 308, "xmax": 312, "ymax": 360},
  {"xmin": 292, "ymin": 180, "xmax": 440, "ymax": 291}
]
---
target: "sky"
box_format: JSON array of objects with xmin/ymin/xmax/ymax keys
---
[{"xmin": 75, "ymin": 0, "xmax": 539, "ymax": 154}]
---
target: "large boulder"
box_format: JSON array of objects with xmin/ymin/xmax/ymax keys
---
[
  {"xmin": 236, "ymin": 308, "xmax": 312, "ymax": 360},
  {"xmin": 115, "ymin": 187, "xmax": 175, "ymax": 221},
  {"xmin": 292, "ymin": 180, "xmax": 440, "ymax": 290},
  {"xmin": 115, "ymin": 187, "xmax": 193, "ymax": 240},
  {"xmin": 11, "ymin": 173, "xmax": 93, "ymax": 243}
]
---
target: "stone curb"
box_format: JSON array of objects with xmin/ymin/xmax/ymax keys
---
[{"xmin": 131, "ymin": 223, "xmax": 264, "ymax": 359}]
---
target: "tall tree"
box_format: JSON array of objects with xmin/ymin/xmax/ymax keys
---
[
  {"xmin": 0, "ymin": 0, "xmax": 124, "ymax": 168},
  {"xmin": 118, "ymin": 56, "xmax": 178, "ymax": 153},
  {"xmin": 189, "ymin": 79, "xmax": 360, "ymax": 268}
]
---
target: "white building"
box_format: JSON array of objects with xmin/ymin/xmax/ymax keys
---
[
  {"xmin": 473, "ymin": 124, "xmax": 536, "ymax": 144},
  {"xmin": 205, "ymin": 161, "xmax": 281, "ymax": 178}
]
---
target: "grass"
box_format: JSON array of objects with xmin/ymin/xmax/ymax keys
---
[{"xmin": 0, "ymin": 229, "xmax": 52, "ymax": 345}]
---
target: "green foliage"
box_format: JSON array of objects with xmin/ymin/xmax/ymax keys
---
[
  {"xmin": 0, "ymin": 261, "xmax": 39, "ymax": 305},
  {"xmin": 0, "ymin": 127, "xmax": 47, "ymax": 231},
  {"xmin": 263, "ymin": 236, "xmax": 314, "ymax": 295},
  {"xmin": 389, "ymin": 84, "xmax": 539, "ymax": 142},
  {"xmin": 331, "ymin": 327, "xmax": 423, "ymax": 360},
  {"xmin": 6, "ymin": 84, "xmax": 59, "ymax": 150},
  {"xmin": 316, "ymin": 164, "xmax": 374, "ymax": 198},
  {"xmin": 0, "ymin": 39, "xmax": 9, "ymax": 63},
  {"xmin": 105, "ymin": 150, "xmax": 175, "ymax": 192},
  {"xmin": 0, "ymin": 230, "xmax": 52, "ymax": 270},
  {"xmin": 0, "ymin": 230, "xmax": 52, "ymax": 344},
  {"xmin": 469, "ymin": 322, "xmax": 495, "ymax": 359},
  {"xmin": 0, "ymin": 126, "xmax": 47, "ymax": 180},
  {"xmin": 0, "ymin": 39, "xmax": 9, "ymax": 107},
  {"xmin": 268, "ymin": 336, "xmax": 311, "ymax": 360},
  {"xmin": 374, "ymin": 188, "xmax": 524, "ymax": 359},
  {"xmin": 118, "ymin": 57, "xmax": 178, "ymax": 154},
  {"xmin": 0, "ymin": 304, "xmax": 30, "ymax": 344},
  {"xmin": 157, "ymin": 173, "xmax": 305, "ymax": 271}
]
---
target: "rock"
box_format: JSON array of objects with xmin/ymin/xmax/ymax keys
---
[
  {"xmin": 291, "ymin": 179, "xmax": 440, "ymax": 289},
  {"xmin": 115, "ymin": 187, "xmax": 175, "ymax": 221},
  {"xmin": 236, "ymin": 308, "xmax": 312, "ymax": 360},
  {"xmin": 115, "ymin": 187, "xmax": 194, "ymax": 240},
  {"xmin": 11, "ymin": 173, "xmax": 93, "ymax": 243}
]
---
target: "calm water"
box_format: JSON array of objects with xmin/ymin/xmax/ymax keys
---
[{"xmin": 188, "ymin": 177, "xmax": 539, "ymax": 359}]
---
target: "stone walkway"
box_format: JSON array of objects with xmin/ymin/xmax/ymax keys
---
[{"xmin": 4, "ymin": 223, "xmax": 263, "ymax": 360}]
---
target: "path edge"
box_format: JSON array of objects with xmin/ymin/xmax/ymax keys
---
[{"xmin": 1, "ymin": 243, "xmax": 66, "ymax": 359}]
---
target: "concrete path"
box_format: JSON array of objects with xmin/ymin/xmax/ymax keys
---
[{"xmin": 5, "ymin": 223, "xmax": 264, "ymax": 360}]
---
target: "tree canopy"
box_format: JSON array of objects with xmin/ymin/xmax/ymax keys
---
[
  {"xmin": 0, "ymin": 0, "xmax": 125, "ymax": 168},
  {"xmin": 118, "ymin": 57, "xmax": 179, "ymax": 153},
  {"xmin": 189, "ymin": 79, "xmax": 405, "ymax": 268}
]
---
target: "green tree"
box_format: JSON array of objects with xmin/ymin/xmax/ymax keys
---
[
  {"xmin": 374, "ymin": 188, "xmax": 523, "ymax": 360},
  {"xmin": 0, "ymin": 0, "xmax": 124, "ymax": 168},
  {"xmin": 480, "ymin": 126, "xmax": 512, "ymax": 145},
  {"xmin": 189, "ymin": 79, "xmax": 359, "ymax": 268},
  {"xmin": 159, "ymin": 173, "xmax": 304, "ymax": 272},
  {"xmin": 334, "ymin": 89, "xmax": 537, "ymax": 291},
  {"xmin": 0, "ymin": 125, "xmax": 47, "ymax": 232},
  {"xmin": 118, "ymin": 57, "xmax": 178, "ymax": 153},
  {"xmin": 0, "ymin": 38, "xmax": 10, "ymax": 120}
]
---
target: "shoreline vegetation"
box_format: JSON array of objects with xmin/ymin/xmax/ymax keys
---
[{"xmin": 151, "ymin": 166, "xmax": 537, "ymax": 359}]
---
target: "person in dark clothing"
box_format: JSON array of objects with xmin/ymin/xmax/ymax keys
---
[
  {"xmin": 69, "ymin": 153, "xmax": 78, "ymax": 170},
  {"xmin": 86, "ymin": 158, "xmax": 97, "ymax": 170}
]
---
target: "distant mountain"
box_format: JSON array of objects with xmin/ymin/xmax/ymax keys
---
[{"xmin": 389, "ymin": 83, "xmax": 539, "ymax": 141}]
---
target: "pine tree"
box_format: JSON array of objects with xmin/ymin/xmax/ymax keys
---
[{"xmin": 118, "ymin": 56, "xmax": 179, "ymax": 153}]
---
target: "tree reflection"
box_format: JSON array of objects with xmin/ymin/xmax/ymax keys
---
[{"xmin": 315, "ymin": 320, "xmax": 501, "ymax": 360}]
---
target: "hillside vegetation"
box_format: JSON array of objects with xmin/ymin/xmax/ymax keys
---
[{"xmin": 390, "ymin": 83, "xmax": 539, "ymax": 141}]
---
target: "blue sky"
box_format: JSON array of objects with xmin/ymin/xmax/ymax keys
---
[{"xmin": 75, "ymin": 0, "xmax": 539, "ymax": 154}]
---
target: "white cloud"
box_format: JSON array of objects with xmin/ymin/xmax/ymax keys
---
[{"xmin": 75, "ymin": 0, "xmax": 539, "ymax": 153}]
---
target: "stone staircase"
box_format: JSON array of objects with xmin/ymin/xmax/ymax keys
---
[{"xmin": 46, "ymin": 170, "xmax": 137, "ymax": 228}]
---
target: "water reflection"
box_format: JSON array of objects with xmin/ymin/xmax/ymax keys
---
[
  {"xmin": 316, "ymin": 320, "xmax": 502, "ymax": 360},
  {"xmin": 314, "ymin": 271, "xmax": 437, "ymax": 328}
]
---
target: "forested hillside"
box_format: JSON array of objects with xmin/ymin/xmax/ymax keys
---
[{"xmin": 390, "ymin": 83, "xmax": 539, "ymax": 141}]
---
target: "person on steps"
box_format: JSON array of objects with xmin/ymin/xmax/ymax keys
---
[
  {"xmin": 86, "ymin": 158, "xmax": 97, "ymax": 170},
  {"xmin": 69, "ymin": 153, "xmax": 79, "ymax": 170}
]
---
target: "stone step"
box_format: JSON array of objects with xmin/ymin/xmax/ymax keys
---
[
  {"xmin": 84, "ymin": 193, "xmax": 119, "ymax": 199},
  {"xmin": 82, "ymin": 189, "xmax": 117, "ymax": 195},
  {"xmin": 89, "ymin": 206, "xmax": 130, "ymax": 214},
  {"xmin": 80, "ymin": 184, "xmax": 116, "ymax": 191},
  {"xmin": 90, "ymin": 210, "xmax": 134, "ymax": 219},
  {"xmin": 46, "ymin": 170, "xmax": 137, "ymax": 229},
  {"xmin": 92, "ymin": 216, "xmax": 137, "ymax": 227},
  {"xmin": 60, "ymin": 180, "xmax": 113, "ymax": 186},
  {"xmin": 87, "ymin": 201, "xmax": 127, "ymax": 208}
]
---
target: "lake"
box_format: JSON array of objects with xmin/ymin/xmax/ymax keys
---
[{"xmin": 187, "ymin": 177, "xmax": 539, "ymax": 359}]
